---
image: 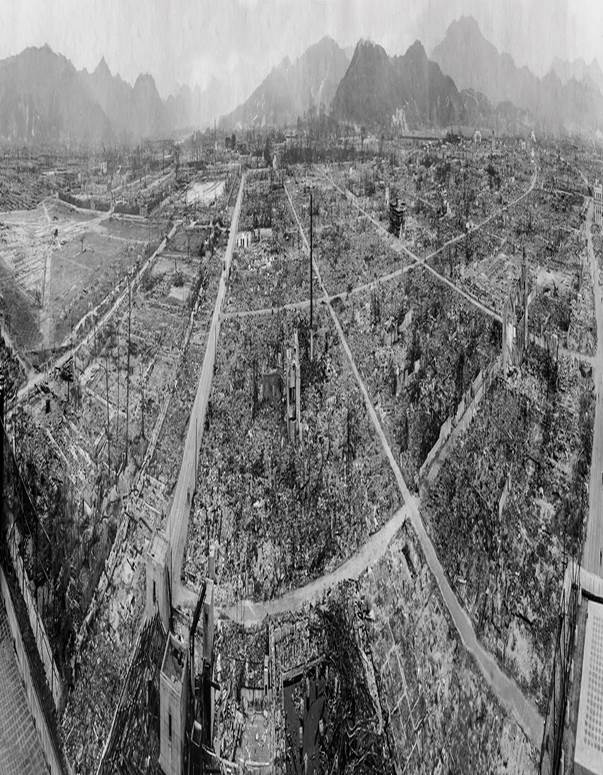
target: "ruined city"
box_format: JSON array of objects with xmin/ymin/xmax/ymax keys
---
[{"xmin": 1, "ymin": 2, "xmax": 603, "ymax": 774}]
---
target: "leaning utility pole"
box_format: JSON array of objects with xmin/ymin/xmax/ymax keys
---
[
  {"xmin": 309, "ymin": 191, "xmax": 314, "ymax": 330},
  {"xmin": 116, "ymin": 325, "xmax": 120, "ymax": 445},
  {"xmin": 125, "ymin": 276, "xmax": 131, "ymax": 465},
  {"xmin": 104, "ymin": 352, "xmax": 111, "ymax": 475},
  {"xmin": 0, "ymin": 376, "xmax": 4, "ymax": 535},
  {"xmin": 140, "ymin": 364, "xmax": 145, "ymax": 440}
]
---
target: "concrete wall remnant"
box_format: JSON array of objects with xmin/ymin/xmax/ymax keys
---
[
  {"xmin": 159, "ymin": 633, "xmax": 189, "ymax": 775},
  {"xmin": 146, "ymin": 531, "xmax": 172, "ymax": 632}
]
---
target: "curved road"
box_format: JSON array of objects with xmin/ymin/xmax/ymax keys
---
[
  {"xmin": 267, "ymin": 182, "xmax": 545, "ymax": 747},
  {"xmin": 221, "ymin": 506, "xmax": 409, "ymax": 622},
  {"xmin": 167, "ymin": 174, "xmax": 246, "ymax": 589},
  {"xmin": 584, "ymin": 200, "xmax": 603, "ymax": 577},
  {"xmin": 224, "ymin": 166, "xmax": 538, "ymax": 327}
]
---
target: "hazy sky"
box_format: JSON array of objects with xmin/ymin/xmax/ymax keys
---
[{"xmin": 0, "ymin": 0, "xmax": 601, "ymax": 99}]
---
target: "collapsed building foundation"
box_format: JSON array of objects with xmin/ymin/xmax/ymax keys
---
[{"xmin": 98, "ymin": 529, "xmax": 216, "ymax": 775}]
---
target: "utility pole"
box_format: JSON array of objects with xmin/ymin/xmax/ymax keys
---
[
  {"xmin": 116, "ymin": 325, "xmax": 120, "ymax": 446},
  {"xmin": 140, "ymin": 364, "xmax": 145, "ymax": 440},
  {"xmin": 0, "ymin": 376, "xmax": 4, "ymax": 535},
  {"xmin": 309, "ymin": 191, "xmax": 313, "ymax": 330},
  {"xmin": 104, "ymin": 352, "xmax": 111, "ymax": 475},
  {"xmin": 125, "ymin": 276, "xmax": 131, "ymax": 465}
]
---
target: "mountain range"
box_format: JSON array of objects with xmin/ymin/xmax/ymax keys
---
[
  {"xmin": 332, "ymin": 38, "xmax": 470, "ymax": 130},
  {"xmin": 2, "ymin": 18, "xmax": 603, "ymax": 146},
  {"xmin": 550, "ymin": 56, "xmax": 603, "ymax": 95},
  {"xmin": 0, "ymin": 46, "xmax": 113, "ymax": 145},
  {"xmin": 222, "ymin": 18, "xmax": 602, "ymax": 136},
  {"xmin": 79, "ymin": 56, "xmax": 169, "ymax": 141},
  {"xmin": 167, "ymin": 76, "xmax": 235, "ymax": 134},
  {"xmin": 431, "ymin": 16, "xmax": 603, "ymax": 133},
  {"xmin": 0, "ymin": 44, "xmax": 230, "ymax": 146},
  {"xmin": 221, "ymin": 37, "xmax": 350, "ymax": 129}
]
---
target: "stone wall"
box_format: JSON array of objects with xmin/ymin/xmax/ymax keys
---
[{"xmin": 419, "ymin": 356, "xmax": 502, "ymax": 483}]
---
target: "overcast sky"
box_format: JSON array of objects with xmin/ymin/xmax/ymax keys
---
[{"xmin": 0, "ymin": 0, "xmax": 601, "ymax": 99}]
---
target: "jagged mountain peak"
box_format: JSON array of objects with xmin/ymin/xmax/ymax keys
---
[
  {"xmin": 435, "ymin": 16, "xmax": 501, "ymax": 63},
  {"xmin": 94, "ymin": 56, "xmax": 111, "ymax": 77},
  {"xmin": 307, "ymin": 35, "xmax": 341, "ymax": 54},
  {"xmin": 355, "ymin": 38, "xmax": 385, "ymax": 54},
  {"xmin": 0, "ymin": 44, "xmax": 114, "ymax": 145},
  {"xmin": 332, "ymin": 38, "xmax": 467, "ymax": 130},
  {"xmin": 432, "ymin": 17, "xmax": 603, "ymax": 133},
  {"xmin": 350, "ymin": 39, "xmax": 389, "ymax": 68},
  {"xmin": 8, "ymin": 44, "xmax": 70, "ymax": 71},
  {"xmin": 406, "ymin": 39, "xmax": 428, "ymax": 57},
  {"xmin": 134, "ymin": 72, "xmax": 158, "ymax": 90},
  {"xmin": 550, "ymin": 55, "xmax": 603, "ymax": 95},
  {"xmin": 448, "ymin": 15, "xmax": 483, "ymax": 36},
  {"xmin": 222, "ymin": 35, "xmax": 349, "ymax": 129}
]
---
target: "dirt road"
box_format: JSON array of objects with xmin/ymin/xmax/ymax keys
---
[
  {"xmin": 584, "ymin": 200, "xmax": 603, "ymax": 577},
  {"xmin": 281, "ymin": 182, "xmax": 544, "ymax": 748},
  {"xmin": 167, "ymin": 174, "xmax": 246, "ymax": 588}
]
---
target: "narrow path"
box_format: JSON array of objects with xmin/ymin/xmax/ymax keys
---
[
  {"xmin": 220, "ymin": 506, "xmax": 408, "ymax": 622},
  {"xmin": 167, "ymin": 173, "xmax": 246, "ymax": 589},
  {"xmin": 323, "ymin": 169, "xmax": 501, "ymax": 321},
  {"xmin": 40, "ymin": 203, "xmax": 53, "ymax": 345},
  {"xmin": 39, "ymin": 266, "xmax": 53, "ymax": 347},
  {"xmin": 558, "ymin": 347, "xmax": 594, "ymax": 365},
  {"xmin": 584, "ymin": 200, "xmax": 603, "ymax": 577},
  {"xmin": 222, "ymin": 298, "xmax": 316, "ymax": 319},
  {"xmin": 223, "ymin": 168, "xmax": 536, "ymax": 327},
  {"xmin": 13, "ymin": 220, "xmax": 180, "ymax": 408},
  {"xmin": 281, "ymin": 182, "xmax": 544, "ymax": 747},
  {"xmin": 222, "ymin": 171, "xmax": 536, "ymax": 325}
]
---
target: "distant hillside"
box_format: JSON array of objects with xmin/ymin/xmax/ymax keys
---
[
  {"xmin": 167, "ymin": 76, "xmax": 236, "ymax": 132},
  {"xmin": 3, "ymin": 29, "xmax": 602, "ymax": 147},
  {"xmin": 432, "ymin": 16, "xmax": 603, "ymax": 133},
  {"xmin": 0, "ymin": 46, "xmax": 113, "ymax": 145},
  {"xmin": 0, "ymin": 45, "xmax": 204, "ymax": 146},
  {"xmin": 331, "ymin": 39, "xmax": 468, "ymax": 130},
  {"xmin": 222, "ymin": 36, "xmax": 349, "ymax": 129},
  {"xmin": 551, "ymin": 56, "xmax": 603, "ymax": 94},
  {"xmin": 80, "ymin": 57, "xmax": 170, "ymax": 141}
]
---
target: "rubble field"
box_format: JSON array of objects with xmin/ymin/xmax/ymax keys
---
[
  {"xmin": 424, "ymin": 347, "xmax": 594, "ymax": 712},
  {"xmin": 184, "ymin": 307, "xmax": 401, "ymax": 600},
  {"xmin": 333, "ymin": 268, "xmax": 501, "ymax": 484}
]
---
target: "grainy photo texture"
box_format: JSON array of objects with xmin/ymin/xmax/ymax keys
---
[{"xmin": 0, "ymin": 2, "xmax": 602, "ymax": 773}]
